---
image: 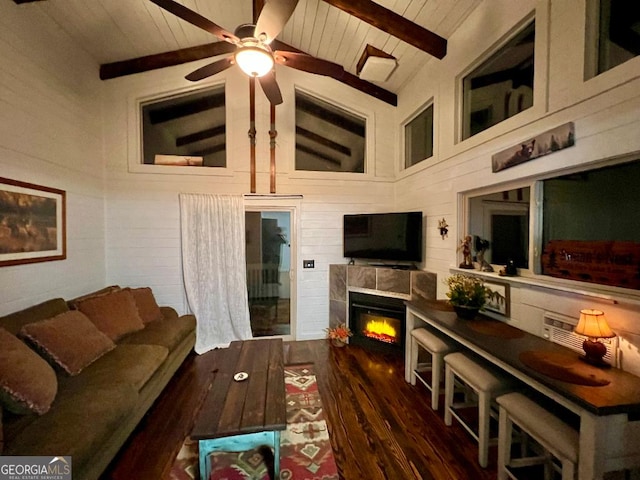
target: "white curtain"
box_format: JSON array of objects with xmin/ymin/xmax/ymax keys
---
[{"xmin": 179, "ymin": 193, "xmax": 252, "ymax": 353}]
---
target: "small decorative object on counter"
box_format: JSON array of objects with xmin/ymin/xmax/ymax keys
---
[
  {"xmin": 474, "ymin": 236, "xmax": 494, "ymax": 272},
  {"xmin": 325, "ymin": 323, "xmax": 352, "ymax": 347},
  {"xmin": 458, "ymin": 235, "xmax": 475, "ymax": 269},
  {"xmin": 445, "ymin": 274, "xmax": 491, "ymax": 320}
]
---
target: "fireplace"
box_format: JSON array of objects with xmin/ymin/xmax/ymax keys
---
[{"xmin": 349, "ymin": 292, "xmax": 405, "ymax": 354}]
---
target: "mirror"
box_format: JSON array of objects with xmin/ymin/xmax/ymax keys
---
[{"xmin": 468, "ymin": 187, "xmax": 530, "ymax": 269}]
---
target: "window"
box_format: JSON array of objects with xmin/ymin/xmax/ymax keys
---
[
  {"xmin": 468, "ymin": 187, "xmax": 530, "ymax": 269},
  {"xmin": 593, "ymin": 1, "xmax": 640, "ymax": 76},
  {"xmin": 141, "ymin": 86, "xmax": 225, "ymax": 167},
  {"xmin": 462, "ymin": 21, "xmax": 535, "ymax": 140},
  {"xmin": 465, "ymin": 159, "xmax": 640, "ymax": 291},
  {"xmin": 295, "ymin": 90, "xmax": 366, "ymax": 173},
  {"xmin": 404, "ymin": 104, "xmax": 434, "ymax": 169},
  {"xmin": 541, "ymin": 159, "xmax": 640, "ymax": 290}
]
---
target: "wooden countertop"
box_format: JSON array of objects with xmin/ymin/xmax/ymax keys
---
[{"xmin": 406, "ymin": 298, "xmax": 640, "ymax": 416}]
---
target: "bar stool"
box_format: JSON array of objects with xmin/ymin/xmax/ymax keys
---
[
  {"xmin": 497, "ymin": 392, "xmax": 579, "ymax": 480},
  {"xmin": 409, "ymin": 328, "xmax": 457, "ymax": 410},
  {"xmin": 444, "ymin": 352, "xmax": 513, "ymax": 468}
]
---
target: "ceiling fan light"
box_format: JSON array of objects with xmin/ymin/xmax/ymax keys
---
[{"xmin": 235, "ymin": 46, "xmax": 274, "ymax": 78}]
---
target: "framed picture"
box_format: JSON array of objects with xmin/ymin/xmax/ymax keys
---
[
  {"xmin": 484, "ymin": 280, "xmax": 510, "ymax": 317},
  {"xmin": 0, "ymin": 177, "xmax": 66, "ymax": 267},
  {"xmin": 492, "ymin": 122, "xmax": 575, "ymax": 173}
]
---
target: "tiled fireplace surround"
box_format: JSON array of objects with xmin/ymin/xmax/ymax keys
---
[{"xmin": 329, "ymin": 265, "xmax": 437, "ymax": 340}]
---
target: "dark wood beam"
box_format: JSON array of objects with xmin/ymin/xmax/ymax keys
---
[
  {"xmin": 176, "ymin": 125, "xmax": 225, "ymax": 147},
  {"xmin": 148, "ymin": 93, "xmax": 225, "ymax": 124},
  {"xmin": 271, "ymin": 39, "xmax": 397, "ymax": 106},
  {"xmin": 193, "ymin": 144, "xmax": 226, "ymax": 157},
  {"xmin": 321, "ymin": 0, "xmax": 447, "ymax": 59},
  {"xmin": 100, "ymin": 42, "xmax": 236, "ymax": 80},
  {"xmin": 296, "ymin": 93, "xmax": 365, "ymax": 137},
  {"xmin": 296, "ymin": 145, "xmax": 341, "ymax": 166},
  {"xmin": 296, "ymin": 126, "xmax": 351, "ymax": 156}
]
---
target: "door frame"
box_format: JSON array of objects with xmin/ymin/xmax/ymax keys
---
[{"xmin": 244, "ymin": 197, "xmax": 300, "ymax": 341}]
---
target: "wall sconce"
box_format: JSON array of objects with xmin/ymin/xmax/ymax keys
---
[
  {"xmin": 574, "ymin": 309, "xmax": 616, "ymax": 367},
  {"xmin": 438, "ymin": 218, "xmax": 448, "ymax": 239}
]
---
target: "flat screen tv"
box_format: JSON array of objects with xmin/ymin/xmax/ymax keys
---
[{"xmin": 343, "ymin": 212, "xmax": 423, "ymax": 263}]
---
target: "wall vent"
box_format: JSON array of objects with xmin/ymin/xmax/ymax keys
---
[{"xmin": 542, "ymin": 312, "xmax": 619, "ymax": 367}]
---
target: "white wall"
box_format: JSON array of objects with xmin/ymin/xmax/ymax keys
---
[
  {"xmin": 101, "ymin": 61, "xmax": 396, "ymax": 340},
  {"xmin": 0, "ymin": 1, "xmax": 106, "ymax": 316},
  {"xmin": 395, "ymin": 0, "xmax": 640, "ymax": 375}
]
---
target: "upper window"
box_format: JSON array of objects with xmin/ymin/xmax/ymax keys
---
[
  {"xmin": 404, "ymin": 103, "xmax": 434, "ymax": 169},
  {"xmin": 593, "ymin": 0, "xmax": 640, "ymax": 76},
  {"xmin": 141, "ymin": 86, "xmax": 225, "ymax": 167},
  {"xmin": 295, "ymin": 90, "xmax": 366, "ymax": 173},
  {"xmin": 462, "ymin": 21, "xmax": 535, "ymax": 140}
]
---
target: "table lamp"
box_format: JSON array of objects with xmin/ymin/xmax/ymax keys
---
[{"xmin": 574, "ymin": 309, "xmax": 615, "ymax": 367}]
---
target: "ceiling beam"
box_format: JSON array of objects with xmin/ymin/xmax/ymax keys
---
[
  {"xmin": 100, "ymin": 42, "xmax": 235, "ymax": 80},
  {"xmin": 321, "ymin": 0, "xmax": 447, "ymax": 59},
  {"xmin": 148, "ymin": 94, "xmax": 225, "ymax": 124},
  {"xmin": 296, "ymin": 94, "xmax": 365, "ymax": 136},
  {"xmin": 176, "ymin": 125, "xmax": 226, "ymax": 147},
  {"xmin": 296, "ymin": 126, "xmax": 351, "ymax": 156},
  {"xmin": 271, "ymin": 40, "xmax": 396, "ymax": 106},
  {"xmin": 296, "ymin": 144, "xmax": 342, "ymax": 166}
]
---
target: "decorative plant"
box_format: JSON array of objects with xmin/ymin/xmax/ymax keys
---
[
  {"xmin": 325, "ymin": 323, "xmax": 353, "ymax": 342},
  {"xmin": 445, "ymin": 274, "xmax": 491, "ymax": 309}
]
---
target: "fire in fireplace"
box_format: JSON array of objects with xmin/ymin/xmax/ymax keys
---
[{"xmin": 349, "ymin": 292, "xmax": 405, "ymax": 354}]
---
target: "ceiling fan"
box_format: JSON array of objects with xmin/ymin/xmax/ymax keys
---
[{"xmin": 149, "ymin": 0, "xmax": 345, "ymax": 105}]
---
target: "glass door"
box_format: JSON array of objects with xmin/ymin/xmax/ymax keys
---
[{"xmin": 245, "ymin": 210, "xmax": 292, "ymax": 338}]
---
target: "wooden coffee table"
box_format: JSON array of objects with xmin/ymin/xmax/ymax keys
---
[{"xmin": 191, "ymin": 338, "xmax": 286, "ymax": 479}]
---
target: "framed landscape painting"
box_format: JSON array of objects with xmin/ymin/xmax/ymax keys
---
[
  {"xmin": 484, "ymin": 280, "xmax": 510, "ymax": 317},
  {"xmin": 0, "ymin": 177, "xmax": 66, "ymax": 267}
]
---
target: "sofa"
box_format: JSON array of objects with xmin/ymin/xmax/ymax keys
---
[{"xmin": 0, "ymin": 286, "xmax": 196, "ymax": 480}]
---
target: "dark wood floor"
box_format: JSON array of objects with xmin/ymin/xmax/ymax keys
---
[{"xmin": 101, "ymin": 340, "xmax": 498, "ymax": 480}]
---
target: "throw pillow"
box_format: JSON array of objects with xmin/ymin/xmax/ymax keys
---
[
  {"xmin": 129, "ymin": 287, "xmax": 163, "ymax": 324},
  {"xmin": 67, "ymin": 285, "xmax": 121, "ymax": 311},
  {"xmin": 76, "ymin": 289, "xmax": 145, "ymax": 341},
  {"xmin": 19, "ymin": 311, "xmax": 116, "ymax": 376},
  {"xmin": 0, "ymin": 327, "xmax": 57, "ymax": 415}
]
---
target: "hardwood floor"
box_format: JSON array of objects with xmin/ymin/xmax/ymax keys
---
[{"xmin": 101, "ymin": 340, "xmax": 497, "ymax": 480}]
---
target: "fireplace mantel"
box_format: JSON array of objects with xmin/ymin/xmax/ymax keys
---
[{"xmin": 329, "ymin": 264, "xmax": 437, "ymax": 329}]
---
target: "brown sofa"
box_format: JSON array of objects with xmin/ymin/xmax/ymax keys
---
[{"xmin": 0, "ymin": 286, "xmax": 196, "ymax": 480}]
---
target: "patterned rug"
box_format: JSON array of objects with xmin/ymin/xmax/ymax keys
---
[{"xmin": 168, "ymin": 364, "xmax": 339, "ymax": 480}]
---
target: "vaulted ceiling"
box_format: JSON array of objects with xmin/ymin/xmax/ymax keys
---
[{"xmin": 12, "ymin": 0, "xmax": 481, "ymax": 105}]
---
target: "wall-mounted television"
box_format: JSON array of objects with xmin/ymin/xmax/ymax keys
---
[{"xmin": 343, "ymin": 212, "xmax": 423, "ymax": 263}]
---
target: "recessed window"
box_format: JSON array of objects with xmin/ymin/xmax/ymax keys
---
[
  {"xmin": 295, "ymin": 91, "xmax": 366, "ymax": 173},
  {"xmin": 468, "ymin": 188, "xmax": 530, "ymax": 269},
  {"xmin": 594, "ymin": 0, "xmax": 640, "ymax": 76},
  {"xmin": 462, "ymin": 21, "xmax": 535, "ymax": 140},
  {"xmin": 404, "ymin": 104, "xmax": 434, "ymax": 169},
  {"xmin": 541, "ymin": 159, "xmax": 640, "ymax": 290},
  {"xmin": 141, "ymin": 86, "xmax": 225, "ymax": 167}
]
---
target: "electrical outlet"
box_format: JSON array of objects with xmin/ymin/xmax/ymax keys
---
[{"xmin": 303, "ymin": 260, "xmax": 315, "ymax": 268}]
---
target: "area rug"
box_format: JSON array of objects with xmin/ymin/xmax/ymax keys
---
[{"xmin": 168, "ymin": 364, "xmax": 339, "ymax": 480}]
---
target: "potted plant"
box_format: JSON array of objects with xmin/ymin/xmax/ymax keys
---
[
  {"xmin": 445, "ymin": 274, "xmax": 491, "ymax": 320},
  {"xmin": 325, "ymin": 323, "xmax": 352, "ymax": 347}
]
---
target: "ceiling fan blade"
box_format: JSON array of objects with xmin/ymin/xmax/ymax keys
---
[
  {"xmin": 254, "ymin": 0, "xmax": 299, "ymax": 44},
  {"xmin": 149, "ymin": 0, "xmax": 239, "ymax": 43},
  {"xmin": 186, "ymin": 56, "xmax": 235, "ymax": 81},
  {"xmin": 258, "ymin": 71, "xmax": 283, "ymax": 105},
  {"xmin": 274, "ymin": 51, "xmax": 344, "ymax": 79}
]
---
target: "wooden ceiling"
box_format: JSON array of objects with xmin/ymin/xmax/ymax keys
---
[{"xmin": 12, "ymin": 0, "xmax": 482, "ymax": 104}]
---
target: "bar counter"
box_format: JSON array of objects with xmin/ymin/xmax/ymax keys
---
[{"xmin": 404, "ymin": 298, "xmax": 640, "ymax": 479}]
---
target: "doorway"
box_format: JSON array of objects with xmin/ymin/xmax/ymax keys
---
[{"xmin": 245, "ymin": 207, "xmax": 294, "ymax": 338}]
